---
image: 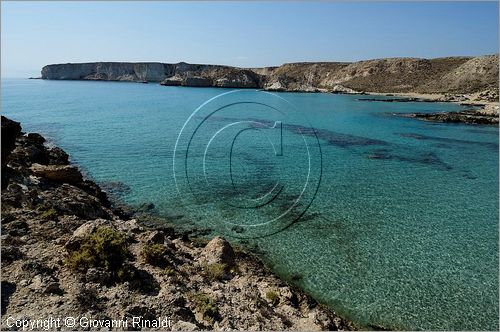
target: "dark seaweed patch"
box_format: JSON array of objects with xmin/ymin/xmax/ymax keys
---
[
  {"xmin": 201, "ymin": 115, "xmax": 389, "ymax": 148},
  {"xmin": 466, "ymin": 128, "xmax": 499, "ymax": 136},
  {"xmin": 366, "ymin": 148, "xmax": 453, "ymax": 170},
  {"xmin": 286, "ymin": 124, "xmax": 389, "ymax": 148},
  {"xmin": 399, "ymin": 133, "xmax": 498, "ymax": 150}
]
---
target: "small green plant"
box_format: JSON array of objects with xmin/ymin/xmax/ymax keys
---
[
  {"xmin": 265, "ymin": 290, "xmax": 280, "ymax": 306},
  {"xmin": 66, "ymin": 227, "xmax": 132, "ymax": 281},
  {"xmin": 40, "ymin": 207, "xmax": 57, "ymax": 220},
  {"xmin": 191, "ymin": 292, "xmax": 219, "ymax": 322},
  {"xmin": 201, "ymin": 263, "xmax": 226, "ymax": 281},
  {"xmin": 163, "ymin": 266, "xmax": 176, "ymax": 277},
  {"xmin": 141, "ymin": 244, "xmax": 167, "ymax": 267}
]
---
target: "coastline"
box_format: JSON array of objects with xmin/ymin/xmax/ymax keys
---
[
  {"xmin": 364, "ymin": 91, "xmax": 499, "ymax": 115},
  {"xmin": 1, "ymin": 116, "xmax": 354, "ymax": 331}
]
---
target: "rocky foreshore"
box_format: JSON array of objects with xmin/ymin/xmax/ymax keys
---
[
  {"xmin": 399, "ymin": 109, "xmax": 499, "ymax": 125},
  {"xmin": 0, "ymin": 116, "xmax": 353, "ymax": 331}
]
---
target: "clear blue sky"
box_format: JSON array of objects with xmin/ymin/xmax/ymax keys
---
[{"xmin": 2, "ymin": 1, "xmax": 498, "ymax": 77}]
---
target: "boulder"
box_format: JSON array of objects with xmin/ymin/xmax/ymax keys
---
[
  {"xmin": 26, "ymin": 133, "xmax": 46, "ymax": 145},
  {"xmin": 200, "ymin": 236, "xmax": 235, "ymax": 267},
  {"xmin": 30, "ymin": 163, "xmax": 82, "ymax": 184},
  {"xmin": 1, "ymin": 116, "xmax": 22, "ymax": 162},
  {"xmin": 47, "ymin": 147, "xmax": 69, "ymax": 165}
]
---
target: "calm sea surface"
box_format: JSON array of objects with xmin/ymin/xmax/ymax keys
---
[{"xmin": 2, "ymin": 78, "xmax": 498, "ymax": 330}]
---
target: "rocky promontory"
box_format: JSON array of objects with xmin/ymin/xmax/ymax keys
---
[
  {"xmin": 1, "ymin": 116, "xmax": 352, "ymax": 330},
  {"xmin": 41, "ymin": 54, "xmax": 499, "ymax": 94}
]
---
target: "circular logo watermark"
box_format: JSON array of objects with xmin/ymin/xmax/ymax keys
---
[{"xmin": 173, "ymin": 90, "xmax": 322, "ymax": 238}]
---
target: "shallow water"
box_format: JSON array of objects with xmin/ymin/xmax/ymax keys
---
[{"xmin": 2, "ymin": 79, "xmax": 498, "ymax": 330}]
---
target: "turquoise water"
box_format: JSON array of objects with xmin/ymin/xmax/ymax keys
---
[{"xmin": 2, "ymin": 78, "xmax": 498, "ymax": 330}]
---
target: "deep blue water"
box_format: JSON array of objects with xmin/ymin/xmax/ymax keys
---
[{"xmin": 2, "ymin": 79, "xmax": 498, "ymax": 330}]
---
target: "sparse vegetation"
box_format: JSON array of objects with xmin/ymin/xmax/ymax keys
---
[
  {"xmin": 142, "ymin": 244, "xmax": 167, "ymax": 267},
  {"xmin": 191, "ymin": 292, "xmax": 219, "ymax": 322},
  {"xmin": 66, "ymin": 226, "xmax": 132, "ymax": 281},
  {"xmin": 75, "ymin": 286, "xmax": 100, "ymax": 309},
  {"xmin": 39, "ymin": 207, "xmax": 58, "ymax": 220},
  {"xmin": 266, "ymin": 290, "xmax": 280, "ymax": 306},
  {"xmin": 163, "ymin": 266, "xmax": 176, "ymax": 277},
  {"xmin": 201, "ymin": 263, "xmax": 226, "ymax": 281}
]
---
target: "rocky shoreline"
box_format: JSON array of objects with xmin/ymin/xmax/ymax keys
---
[
  {"xmin": 1, "ymin": 116, "xmax": 354, "ymax": 331},
  {"xmin": 356, "ymin": 91, "xmax": 499, "ymax": 125},
  {"xmin": 398, "ymin": 110, "xmax": 499, "ymax": 125}
]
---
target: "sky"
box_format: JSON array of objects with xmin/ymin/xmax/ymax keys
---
[{"xmin": 1, "ymin": 1, "xmax": 498, "ymax": 77}]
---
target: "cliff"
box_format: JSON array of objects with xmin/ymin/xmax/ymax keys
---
[{"xmin": 41, "ymin": 54, "xmax": 498, "ymax": 94}]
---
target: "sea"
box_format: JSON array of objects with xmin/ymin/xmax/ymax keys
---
[{"xmin": 2, "ymin": 78, "xmax": 498, "ymax": 330}]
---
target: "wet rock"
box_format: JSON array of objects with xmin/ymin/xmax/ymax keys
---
[
  {"xmin": 47, "ymin": 147, "xmax": 69, "ymax": 165},
  {"xmin": 135, "ymin": 202, "xmax": 156, "ymax": 213},
  {"xmin": 31, "ymin": 163, "xmax": 83, "ymax": 184},
  {"xmin": 26, "ymin": 133, "xmax": 46, "ymax": 145},
  {"xmin": 400, "ymin": 110, "xmax": 499, "ymax": 125},
  {"xmin": 1, "ymin": 116, "xmax": 22, "ymax": 163},
  {"xmin": 78, "ymin": 180, "xmax": 110, "ymax": 207},
  {"xmin": 100, "ymin": 180, "xmax": 131, "ymax": 197}
]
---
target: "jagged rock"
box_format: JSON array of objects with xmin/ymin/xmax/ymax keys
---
[
  {"xmin": 213, "ymin": 70, "xmax": 259, "ymax": 88},
  {"xmin": 26, "ymin": 133, "xmax": 46, "ymax": 145},
  {"xmin": 30, "ymin": 163, "xmax": 83, "ymax": 184},
  {"xmin": 43, "ymin": 184, "xmax": 112, "ymax": 220},
  {"xmin": 264, "ymin": 81, "xmax": 286, "ymax": 91},
  {"xmin": 144, "ymin": 230, "xmax": 165, "ymax": 244},
  {"xmin": 78, "ymin": 180, "xmax": 110, "ymax": 206},
  {"xmin": 200, "ymin": 236, "xmax": 235, "ymax": 267},
  {"xmin": 1, "ymin": 116, "xmax": 22, "ymax": 163},
  {"xmin": 161, "ymin": 75, "xmax": 183, "ymax": 86},
  {"xmin": 401, "ymin": 110, "xmax": 499, "ymax": 125},
  {"xmin": 47, "ymin": 147, "xmax": 69, "ymax": 165},
  {"xmin": 183, "ymin": 76, "xmax": 212, "ymax": 87}
]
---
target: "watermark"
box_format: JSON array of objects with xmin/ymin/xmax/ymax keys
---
[
  {"xmin": 3, "ymin": 315, "xmax": 173, "ymax": 330},
  {"xmin": 173, "ymin": 90, "xmax": 322, "ymax": 238}
]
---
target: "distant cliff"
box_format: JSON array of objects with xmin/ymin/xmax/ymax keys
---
[{"xmin": 41, "ymin": 54, "xmax": 498, "ymax": 94}]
